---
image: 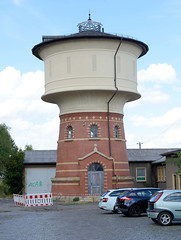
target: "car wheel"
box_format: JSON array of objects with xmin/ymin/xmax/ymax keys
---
[
  {"xmin": 157, "ymin": 212, "xmax": 172, "ymax": 226},
  {"xmin": 128, "ymin": 205, "xmax": 141, "ymax": 217},
  {"xmin": 151, "ymin": 218, "xmax": 158, "ymax": 224}
]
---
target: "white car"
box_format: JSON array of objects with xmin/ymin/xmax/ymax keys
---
[{"xmin": 99, "ymin": 188, "xmax": 132, "ymax": 213}]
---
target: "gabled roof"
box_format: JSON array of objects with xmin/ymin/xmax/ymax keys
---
[{"xmin": 78, "ymin": 144, "xmax": 113, "ymax": 161}]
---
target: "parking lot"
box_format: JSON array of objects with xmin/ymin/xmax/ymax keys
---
[{"xmin": 0, "ymin": 199, "xmax": 181, "ymax": 240}]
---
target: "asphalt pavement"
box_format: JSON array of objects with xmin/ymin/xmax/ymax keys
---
[{"xmin": 0, "ymin": 198, "xmax": 181, "ymax": 240}]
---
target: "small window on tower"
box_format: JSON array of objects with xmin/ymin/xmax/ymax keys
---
[
  {"xmin": 114, "ymin": 126, "xmax": 119, "ymax": 138},
  {"xmin": 90, "ymin": 125, "xmax": 98, "ymax": 138},
  {"xmin": 67, "ymin": 126, "xmax": 73, "ymax": 139}
]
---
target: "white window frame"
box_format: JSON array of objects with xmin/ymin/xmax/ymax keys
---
[{"xmin": 136, "ymin": 167, "xmax": 146, "ymax": 182}]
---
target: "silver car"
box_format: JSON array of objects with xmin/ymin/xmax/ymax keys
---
[{"xmin": 147, "ymin": 190, "xmax": 181, "ymax": 226}]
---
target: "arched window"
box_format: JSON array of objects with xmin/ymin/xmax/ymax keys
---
[
  {"xmin": 114, "ymin": 126, "xmax": 119, "ymax": 138},
  {"xmin": 67, "ymin": 126, "xmax": 73, "ymax": 139},
  {"xmin": 90, "ymin": 125, "xmax": 98, "ymax": 138},
  {"xmin": 88, "ymin": 163, "xmax": 103, "ymax": 171}
]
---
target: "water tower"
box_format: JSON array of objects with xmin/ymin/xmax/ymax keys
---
[{"xmin": 32, "ymin": 15, "xmax": 148, "ymax": 197}]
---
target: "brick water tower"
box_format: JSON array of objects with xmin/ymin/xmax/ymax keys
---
[{"xmin": 32, "ymin": 15, "xmax": 148, "ymax": 197}]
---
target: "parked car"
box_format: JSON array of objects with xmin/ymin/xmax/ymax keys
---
[
  {"xmin": 99, "ymin": 188, "xmax": 133, "ymax": 213},
  {"xmin": 114, "ymin": 188, "xmax": 160, "ymax": 217},
  {"xmin": 147, "ymin": 189, "xmax": 181, "ymax": 226}
]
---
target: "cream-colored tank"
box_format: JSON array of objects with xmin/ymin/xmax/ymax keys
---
[{"xmin": 33, "ymin": 20, "xmax": 148, "ymax": 115}]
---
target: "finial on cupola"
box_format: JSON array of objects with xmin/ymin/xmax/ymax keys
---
[
  {"xmin": 88, "ymin": 10, "xmax": 91, "ymax": 20},
  {"xmin": 88, "ymin": 9, "xmax": 91, "ymax": 20}
]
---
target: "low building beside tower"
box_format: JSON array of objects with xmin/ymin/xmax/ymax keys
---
[{"xmin": 24, "ymin": 148, "xmax": 180, "ymax": 198}]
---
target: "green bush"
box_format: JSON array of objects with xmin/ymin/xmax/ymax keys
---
[
  {"xmin": 73, "ymin": 197, "xmax": 80, "ymax": 202},
  {"xmin": 0, "ymin": 182, "xmax": 10, "ymax": 197}
]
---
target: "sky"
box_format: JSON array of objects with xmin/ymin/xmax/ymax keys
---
[{"xmin": 0, "ymin": 0, "xmax": 181, "ymax": 150}]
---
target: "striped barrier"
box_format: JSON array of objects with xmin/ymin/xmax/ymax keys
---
[
  {"xmin": 25, "ymin": 193, "xmax": 53, "ymax": 207},
  {"xmin": 13, "ymin": 193, "xmax": 53, "ymax": 207},
  {"xmin": 13, "ymin": 194, "xmax": 26, "ymax": 206}
]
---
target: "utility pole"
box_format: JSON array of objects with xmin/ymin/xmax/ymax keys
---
[{"xmin": 137, "ymin": 142, "xmax": 143, "ymax": 149}]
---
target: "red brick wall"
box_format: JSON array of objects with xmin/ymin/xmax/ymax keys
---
[{"xmin": 52, "ymin": 112, "xmax": 133, "ymax": 196}]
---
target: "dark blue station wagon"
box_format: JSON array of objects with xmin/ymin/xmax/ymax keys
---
[{"xmin": 115, "ymin": 188, "xmax": 160, "ymax": 217}]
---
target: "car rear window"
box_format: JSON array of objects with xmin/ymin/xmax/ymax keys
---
[
  {"xmin": 149, "ymin": 191, "xmax": 162, "ymax": 202},
  {"xmin": 109, "ymin": 190, "xmax": 129, "ymax": 197},
  {"xmin": 127, "ymin": 191, "xmax": 137, "ymax": 196},
  {"xmin": 101, "ymin": 191, "xmax": 110, "ymax": 197},
  {"xmin": 136, "ymin": 190, "xmax": 153, "ymax": 197},
  {"xmin": 164, "ymin": 192, "xmax": 181, "ymax": 202}
]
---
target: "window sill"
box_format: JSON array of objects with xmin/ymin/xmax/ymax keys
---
[
  {"xmin": 89, "ymin": 138, "xmax": 100, "ymax": 141},
  {"xmin": 64, "ymin": 139, "xmax": 73, "ymax": 142}
]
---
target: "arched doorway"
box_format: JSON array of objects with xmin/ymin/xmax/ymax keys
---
[{"xmin": 88, "ymin": 163, "xmax": 104, "ymax": 194}]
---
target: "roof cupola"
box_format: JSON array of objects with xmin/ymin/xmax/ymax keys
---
[{"xmin": 77, "ymin": 13, "xmax": 103, "ymax": 32}]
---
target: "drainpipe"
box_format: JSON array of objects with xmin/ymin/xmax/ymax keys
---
[{"xmin": 107, "ymin": 39, "xmax": 122, "ymax": 157}]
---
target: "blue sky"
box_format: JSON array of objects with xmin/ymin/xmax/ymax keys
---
[{"xmin": 0, "ymin": 0, "xmax": 181, "ymax": 150}]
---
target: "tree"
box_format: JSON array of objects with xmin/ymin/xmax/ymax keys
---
[
  {"xmin": 25, "ymin": 144, "xmax": 33, "ymax": 150},
  {"xmin": 172, "ymin": 151, "xmax": 181, "ymax": 174},
  {"xmin": 3, "ymin": 149, "xmax": 24, "ymax": 194},
  {"xmin": 0, "ymin": 124, "xmax": 17, "ymax": 176},
  {"xmin": 0, "ymin": 124, "xmax": 25, "ymax": 195},
  {"xmin": 166, "ymin": 151, "xmax": 181, "ymax": 174}
]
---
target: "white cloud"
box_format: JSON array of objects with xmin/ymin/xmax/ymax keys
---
[
  {"xmin": 140, "ymin": 124, "xmax": 181, "ymax": 149},
  {"xmin": 125, "ymin": 107, "xmax": 181, "ymax": 148},
  {"xmin": 10, "ymin": 117, "xmax": 59, "ymax": 150},
  {"xmin": 138, "ymin": 63, "xmax": 178, "ymax": 84},
  {"xmin": 125, "ymin": 107, "xmax": 181, "ymax": 149},
  {"xmin": 131, "ymin": 107, "xmax": 181, "ymax": 128},
  {"xmin": 126, "ymin": 63, "xmax": 179, "ymax": 109},
  {"xmin": 139, "ymin": 87, "xmax": 170, "ymax": 104},
  {"xmin": 0, "ymin": 67, "xmax": 59, "ymax": 150},
  {"xmin": 0, "ymin": 67, "xmax": 57, "ymax": 119},
  {"xmin": 0, "ymin": 67, "xmax": 44, "ymax": 99},
  {"xmin": 126, "ymin": 86, "xmax": 170, "ymax": 108},
  {"xmin": 14, "ymin": 70, "xmax": 44, "ymax": 99},
  {"xmin": 173, "ymin": 86, "xmax": 181, "ymax": 92},
  {"xmin": 0, "ymin": 67, "xmax": 21, "ymax": 96},
  {"xmin": 0, "ymin": 99, "xmax": 25, "ymax": 118},
  {"xmin": 161, "ymin": 127, "xmax": 181, "ymax": 145}
]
